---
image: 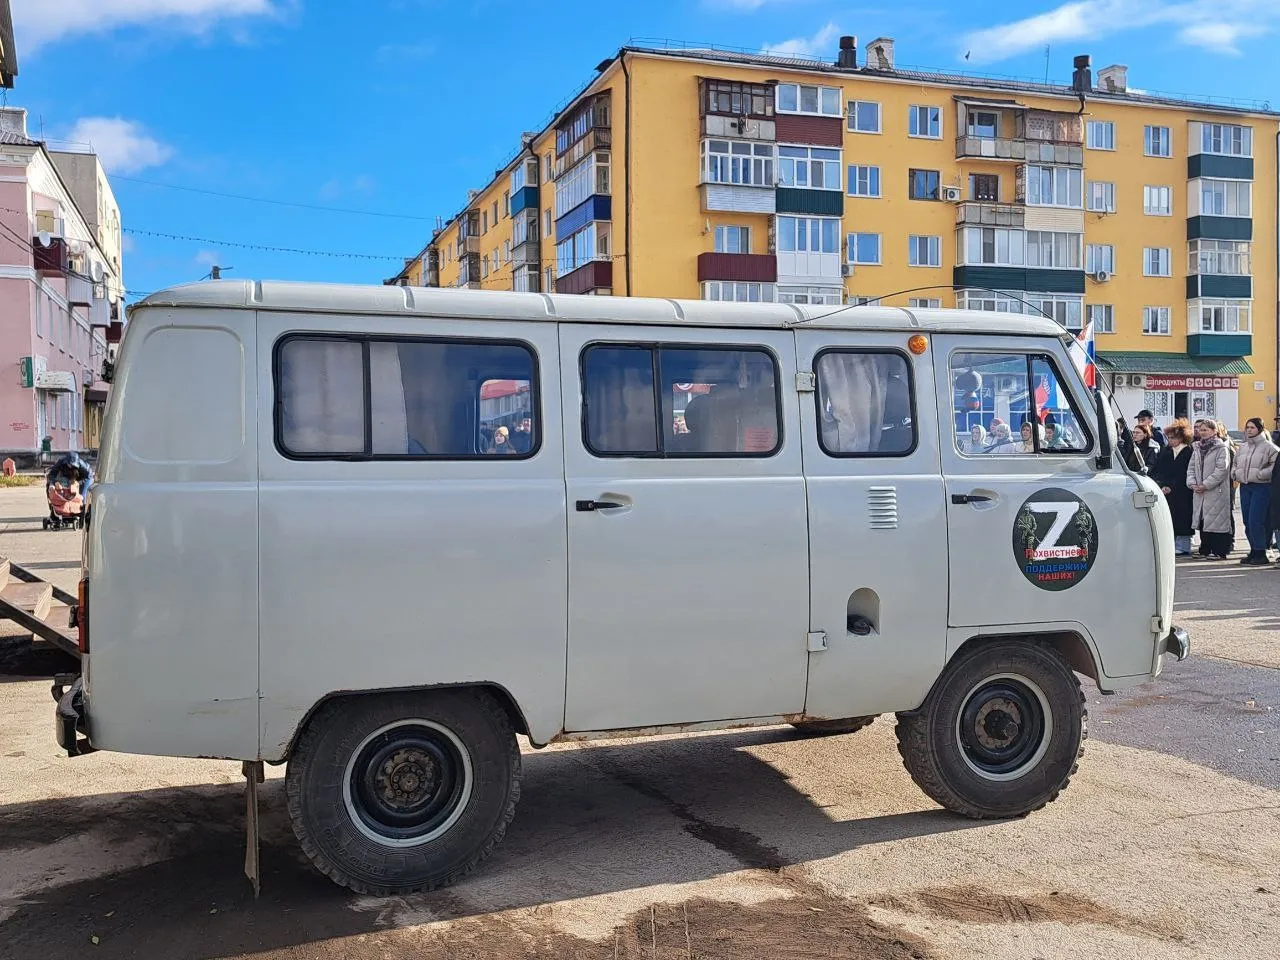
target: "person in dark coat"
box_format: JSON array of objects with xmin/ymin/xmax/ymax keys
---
[
  {"xmin": 1151, "ymin": 419, "xmax": 1194, "ymax": 555},
  {"xmin": 1130, "ymin": 423, "xmax": 1160, "ymax": 473},
  {"xmin": 1136, "ymin": 409, "xmax": 1167, "ymax": 448}
]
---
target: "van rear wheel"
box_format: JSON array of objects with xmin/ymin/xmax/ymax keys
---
[
  {"xmin": 286, "ymin": 689, "xmax": 521, "ymax": 895},
  {"xmin": 895, "ymin": 640, "xmax": 1085, "ymax": 819},
  {"xmin": 790, "ymin": 716, "xmax": 877, "ymax": 736}
]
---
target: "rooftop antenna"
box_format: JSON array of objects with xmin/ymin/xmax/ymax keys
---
[{"xmin": 1044, "ymin": 45, "xmax": 1051, "ymax": 84}]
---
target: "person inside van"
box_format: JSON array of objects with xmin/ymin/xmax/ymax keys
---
[
  {"xmin": 965, "ymin": 423, "xmax": 987, "ymax": 454},
  {"xmin": 1018, "ymin": 421, "xmax": 1044, "ymax": 454},
  {"xmin": 512, "ymin": 417, "xmax": 534, "ymax": 454},
  {"xmin": 490, "ymin": 426, "xmax": 517, "ymax": 455},
  {"xmin": 984, "ymin": 419, "xmax": 1019, "ymax": 455}
]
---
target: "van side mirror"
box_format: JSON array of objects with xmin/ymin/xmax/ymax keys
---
[{"xmin": 1093, "ymin": 389, "xmax": 1112, "ymax": 471}]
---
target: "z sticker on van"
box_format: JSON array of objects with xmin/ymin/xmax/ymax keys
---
[{"xmin": 1012, "ymin": 488, "xmax": 1098, "ymax": 591}]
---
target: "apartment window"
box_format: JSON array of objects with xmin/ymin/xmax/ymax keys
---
[
  {"xmin": 847, "ymin": 232, "xmax": 882, "ymax": 264},
  {"xmin": 1199, "ymin": 179, "xmax": 1252, "ymax": 218},
  {"xmin": 701, "ymin": 139, "xmax": 775, "ymax": 188},
  {"xmin": 909, "ymin": 168, "xmax": 941, "ymax": 200},
  {"xmin": 1085, "ymin": 244, "xmax": 1115, "ymax": 275},
  {"xmin": 908, "ymin": 235, "xmax": 941, "ymax": 267},
  {"xmin": 543, "ymin": 208, "xmax": 552, "ymax": 238},
  {"xmin": 543, "ymin": 153, "xmax": 553, "ymax": 183},
  {"xmin": 555, "ymin": 152, "xmax": 610, "ymax": 216},
  {"xmin": 1143, "ymin": 306, "xmax": 1171, "ymax": 335},
  {"xmin": 967, "ymin": 111, "xmax": 998, "ymax": 138},
  {"xmin": 969, "ymin": 174, "xmax": 999, "ymax": 202},
  {"xmin": 848, "ymin": 164, "xmax": 881, "ymax": 198},
  {"xmin": 1025, "ymin": 165, "xmax": 1083, "ymax": 207},
  {"xmin": 962, "ymin": 226, "xmax": 1025, "ymax": 266},
  {"xmin": 276, "ymin": 336, "xmax": 538, "ymax": 459},
  {"xmin": 816, "ymin": 351, "xmax": 916, "ymax": 456},
  {"xmin": 714, "ymin": 225, "xmax": 751, "ymax": 254},
  {"xmin": 1197, "ymin": 299, "xmax": 1252, "ymax": 333},
  {"xmin": 909, "ymin": 298, "xmax": 942, "ymax": 309},
  {"xmin": 1088, "ymin": 304, "xmax": 1115, "ymax": 333},
  {"xmin": 1143, "ymin": 247, "xmax": 1171, "ymax": 277},
  {"xmin": 1086, "ymin": 181, "xmax": 1116, "ymax": 213},
  {"xmin": 480, "ymin": 256, "xmax": 489, "ymax": 279},
  {"xmin": 582, "ymin": 344, "xmax": 780, "ymax": 457},
  {"xmin": 777, "ymin": 285, "xmax": 842, "ymax": 305},
  {"xmin": 544, "ymin": 266, "xmax": 554, "ymax": 291},
  {"xmin": 909, "ymin": 105, "xmax": 941, "ymax": 139},
  {"xmin": 702, "ymin": 281, "xmax": 776, "ymax": 302},
  {"xmin": 847, "ymin": 100, "xmax": 881, "ymax": 133},
  {"xmin": 1027, "ymin": 294, "xmax": 1085, "ymax": 330},
  {"xmin": 511, "ymin": 158, "xmax": 538, "ymax": 193},
  {"xmin": 481, "ymin": 210, "xmax": 488, "ymax": 234},
  {"xmin": 776, "ymin": 216, "xmax": 841, "ymax": 253},
  {"xmin": 557, "ymin": 96, "xmax": 610, "ymax": 155},
  {"xmin": 1026, "ymin": 230, "xmax": 1082, "ymax": 269},
  {"xmin": 779, "ymin": 146, "xmax": 842, "ymax": 190},
  {"xmin": 1190, "ymin": 239, "xmax": 1251, "ymax": 276},
  {"xmin": 491, "ymin": 202, "xmax": 498, "ymax": 226},
  {"xmin": 1145, "ymin": 125, "xmax": 1172, "ymax": 157},
  {"xmin": 501, "ymin": 192, "xmax": 510, "ymax": 218},
  {"xmin": 513, "ymin": 266, "xmax": 538, "ymax": 293},
  {"xmin": 513, "ymin": 213, "xmax": 536, "ymax": 246},
  {"xmin": 556, "ymin": 222, "xmax": 610, "ymax": 275},
  {"xmin": 1200, "ymin": 122, "xmax": 1252, "ymax": 157},
  {"xmin": 1143, "ymin": 185, "xmax": 1172, "ymax": 216},
  {"xmin": 776, "ymin": 83, "xmax": 841, "ymax": 117},
  {"xmin": 703, "ymin": 79, "xmax": 775, "ymax": 118},
  {"xmin": 1086, "ymin": 121, "xmax": 1115, "ymax": 150},
  {"xmin": 35, "ymin": 293, "xmax": 43, "ymax": 337}
]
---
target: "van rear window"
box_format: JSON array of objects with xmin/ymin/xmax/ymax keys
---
[
  {"xmin": 581, "ymin": 344, "xmax": 780, "ymax": 457},
  {"xmin": 275, "ymin": 335, "xmax": 539, "ymax": 459}
]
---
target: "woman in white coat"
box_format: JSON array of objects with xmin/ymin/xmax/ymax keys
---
[
  {"xmin": 1231, "ymin": 417, "xmax": 1278, "ymax": 565},
  {"xmin": 1189, "ymin": 419, "xmax": 1233, "ymax": 559}
]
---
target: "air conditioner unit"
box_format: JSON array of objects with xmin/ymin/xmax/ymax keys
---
[
  {"xmin": 941, "ymin": 185, "xmax": 963, "ymax": 203},
  {"xmin": 841, "ymin": 264, "xmax": 853, "ymax": 277},
  {"xmin": 1092, "ymin": 269, "xmax": 1111, "ymax": 283},
  {"xmin": 81, "ymin": 367, "xmax": 94, "ymax": 386},
  {"xmin": 998, "ymin": 375, "xmax": 1019, "ymax": 392}
]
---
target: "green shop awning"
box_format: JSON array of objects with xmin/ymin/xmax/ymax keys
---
[{"xmin": 1097, "ymin": 351, "xmax": 1254, "ymax": 376}]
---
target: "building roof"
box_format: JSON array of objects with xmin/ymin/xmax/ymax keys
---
[
  {"xmin": 622, "ymin": 43, "xmax": 1280, "ymax": 118},
  {"xmin": 0, "ymin": 1, "xmax": 17, "ymax": 88},
  {"xmin": 0, "ymin": 127, "xmax": 37, "ymax": 145},
  {"xmin": 136, "ymin": 280, "xmax": 1070, "ymax": 338},
  {"xmin": 1097, "ymin": 351, "xmax": 1255, "ymax": 376}
]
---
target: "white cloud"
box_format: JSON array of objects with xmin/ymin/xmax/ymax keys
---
[
  {"xmin": 762, "ymin": 20, "xmax": 840, "ymax": 58},
  {"xmin": 193, "ymin": 249, "xmax": 221, "ymax": 268},
  {"xmin": 13, "ymin": 0, "xmax": 281, "ymax": 51},
  {"xmin": 65, "ymin": 118, "xmax": 173, "ymax": 175},
  {"xmin": 318, "ymin": 175, "xmax": 377, "ymax": 201},
  {"xmin": 960, "ymin": 0, "xmax": 1275, "ymax": 63}
]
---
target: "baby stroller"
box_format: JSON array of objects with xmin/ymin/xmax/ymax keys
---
[{"xmin": 44, "ymin": 453, "xmax": 92, "ymax": 531}]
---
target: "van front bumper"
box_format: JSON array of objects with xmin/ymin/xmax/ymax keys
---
[
  {"xmin": 1159, "ymin": 625, "xmax": 1191, "ymax": 663},
  {"xmin": 52, "ymin": 675, "xmax": 94, "ymax": 757}
]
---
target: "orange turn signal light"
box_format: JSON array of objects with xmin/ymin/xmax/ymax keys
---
[{"xmin": 908, "ymin": 335, "xmax": 929, "ymax": 355}]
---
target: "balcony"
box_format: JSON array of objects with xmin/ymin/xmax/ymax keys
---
[
  {"xmin": 33, "ymin": 236, "xmax": 67, "ymax": 277},
  {"xmin": 700, "ymin": 182, "xmax": 775, "ymax": 215},
  {"xmin": 955, "ymin": 136, "xmax": 1025, "ymax": 162},
  {"xmin": 459, "ymin": 235, "xmax": 480, "ymax": 255},
  {"xmin": 953, "ymin": 264, "xmax": 1085, "ymax": 295},
  {"xmin": 697, "ymin": 253, "xmax": 777, "ymax": 284},
  {"xmin": 1187, "ymin": 274, "xmax": 1251, "ymax": 299},
  {"xmin": 556, "ymin": 260, "xmax": 612, "ymax": 295},
  {"xmin": 955, "ymin": 201, "xmax": 1025, "ymax": 228},
  {"xmin": 67, "ymin": 273, "xmax": 93, "ymax": 309},
  {"xmin": 555, "ymin": 128, "xmax": 611, "ymax": 179},
  {"xmin": 1187, "ymin": 333, "xmax": 1251, "ymax": 357},
  {"xmin": 457, "ymin": 254, "xmax": 481, "ymax": 290},
  {"xmin": 775, "ymin": 188, "xmax": 843, "ymax": 217},
  {"xmin": 512, "ymin": 239, "xmax": 540, "ymax": 266}
]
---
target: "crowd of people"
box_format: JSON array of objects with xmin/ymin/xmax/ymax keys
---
[{"xmin": 1123, "ymin": 409, "xmax": 1280, "ymax": 565}]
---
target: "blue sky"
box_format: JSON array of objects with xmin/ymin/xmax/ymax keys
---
[{"xmin": 9, "ymin": 0, "xmax": 1277, "ymax": 299}]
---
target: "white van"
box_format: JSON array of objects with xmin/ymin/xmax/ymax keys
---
[{"xmin": 56, "ymin": 281, "xmax": 1187, "ymax": 895}]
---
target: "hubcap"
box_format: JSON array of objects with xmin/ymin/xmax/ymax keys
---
[
  {"xmin": 342, "ymin": 720, "xmax": 474, "ymax": 847},
  {"xmin": 956, "ymin": 675, "xmax": 1052, "ymax": 781}
]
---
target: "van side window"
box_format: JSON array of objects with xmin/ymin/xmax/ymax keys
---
[
  {"xmin": 815, "ymin": 351, "xmax": 916, "ymax": 456},
  {"xmin": 582, "ymin": 344, "xmax": 780, "ymax": 457},
  {"xmin": 951, "ymin": 352, "xmax": 1091, "ymax": 456},
  {"xmin": 276, "ymin": 335, "xmax": 538, "ymax": 459}
]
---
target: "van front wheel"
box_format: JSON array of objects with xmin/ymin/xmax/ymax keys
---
[
  {"xmin": 895, "ymin": 640, "xmax": 1085, "ymax": 819},
  {"xmin": 286, "ymin": 689, "xmax": 521, "ymax": 895}
]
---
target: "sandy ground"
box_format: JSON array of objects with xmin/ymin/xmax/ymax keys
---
[{"xmin": 1, "ymin": 483, "xmax": 1277, "ymax": 960}]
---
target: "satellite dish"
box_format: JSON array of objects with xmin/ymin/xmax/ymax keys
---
[
  {"xmin": 91, "ymin": 261, "xmax": 105, "ymax": 283},
  {"xmin": 36, "ymin": 231, "xmax": 51, "ymax": 247}
]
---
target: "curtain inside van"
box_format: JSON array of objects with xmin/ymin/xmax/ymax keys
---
[{"xmin": 279, "ymin": 339, "xmax": 365, "ymax": 454}]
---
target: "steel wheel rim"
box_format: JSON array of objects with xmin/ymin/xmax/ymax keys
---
[
  {"xmin": 342, "ymin": 719, "xmax": 474, "ymax": 847},
  {"xmin": 955, "ymin": 673, "xmax": 1053, "ymax": 782}
]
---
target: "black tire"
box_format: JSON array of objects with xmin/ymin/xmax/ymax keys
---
[
  {"xmin": 789, "ymin": 716, "xmax": 877, "ymax": 736},
  {"xmin": 286, "ymin": 688, "xmax": 521, "ymax": 895},
  {"xmin": 895, "ymin": 640, "xmax": 1085, "ymax": 819}
]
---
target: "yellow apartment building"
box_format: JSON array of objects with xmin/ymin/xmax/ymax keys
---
[{"xmin": 388, "ymin": 38, "xmax": 1279, "ymax": 427}]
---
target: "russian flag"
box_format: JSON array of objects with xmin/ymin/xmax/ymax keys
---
[{"xmin": 1069, "ymin": 319, "xmax": 1097, "ymax": 389}]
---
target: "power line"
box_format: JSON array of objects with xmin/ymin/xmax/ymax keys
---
[
  {"xmin": 108, "ymin": 175, "xmax": 436, "ymax": 222},
  {"xmin": 123, "ymin": 228, "xmax": 403, "ymax": 261}
]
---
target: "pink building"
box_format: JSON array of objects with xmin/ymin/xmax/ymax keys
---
[{"xmin": 0, "ymin": 107, "xmax": 122, "ymax": 465}]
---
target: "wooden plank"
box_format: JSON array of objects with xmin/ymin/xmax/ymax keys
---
[
  {"xmin": 8, "ymin": 563, "xmax": 76, "ymax": 605},
  {"xmin": 0, "ymin": 581, "xmax": 53, "ymax": 620},
  {"xmin": 0, "ymin": 557, "xmax": 10, "ymax": 582},
  {"xmin": 43, "ymin": 605, "xmax": 72, "ymax": 631},
  {"xmin": 0, "ymin": 595, "xmax": 78, "ymax": 658}
]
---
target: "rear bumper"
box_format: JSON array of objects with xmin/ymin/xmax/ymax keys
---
[
  {"xmin": 1159, "ymin": 625, "xmax": 1191, "ymax": 663},
  {"xmin": 52, "ymin": 675, "xmax": 94, "ymax": 757}
]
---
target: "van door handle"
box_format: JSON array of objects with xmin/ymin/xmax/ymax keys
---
[
  {"xmin": 576, "ymin": 499, "xmax": 627, "ymax": 512},
  {"xmin": 952, "ymin": 493, "xmax": 994, "ymax": 505}
]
